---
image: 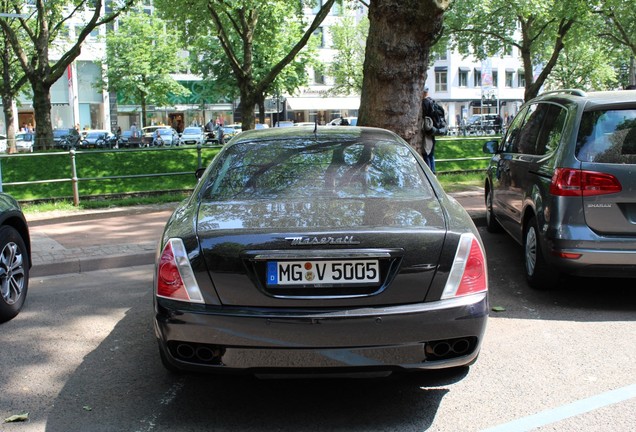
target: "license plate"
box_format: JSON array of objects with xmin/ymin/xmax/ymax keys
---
[{"xmin": 267, "ymin": 260, "xmax": 379, "ymax": 286}]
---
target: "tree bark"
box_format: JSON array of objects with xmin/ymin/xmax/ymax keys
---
[
  {"xmin": 31, "ymin": 79, "xmax": 54, "ymax": 150},
  {"xmin": 359, "ymin": 0, "xmax": 449, "ymax": 153}
]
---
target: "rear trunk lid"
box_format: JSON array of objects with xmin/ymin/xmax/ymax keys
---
[{"xmin": 196, "ymin": 197, "xmax": 448, "ymax": 308}]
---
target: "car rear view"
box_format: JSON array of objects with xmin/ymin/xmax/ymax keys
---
[
  {"xmin": 153, "ymin": 127, "xmax": 488, "ymax": 376},
  {"xmin": 484, "ymin": 89, "xmax": 636, "ymax": 288},
  {"xmin": 553, "ymin": 102, "xmax": 636, "ymax": 276}
]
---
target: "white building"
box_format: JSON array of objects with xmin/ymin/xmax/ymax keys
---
[{"xmin": 425, "ymin": 48, "xmax": 526, "ymax": 128}]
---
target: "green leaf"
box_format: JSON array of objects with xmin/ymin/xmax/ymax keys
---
[
  {"xmin": 491, "ymin": 306, "xmax": 506, "ymax": 312},
  {"xmin": 4, "ymin": 413, "xmax": 29, "ymax": 423},
  {"xmin": 83, "ymin": 406, "xmax": 93, "ymax": 411}
]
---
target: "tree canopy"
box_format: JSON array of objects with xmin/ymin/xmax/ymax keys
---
[
  {"xmin": 154, "ymin": 0, "xmax": 336, "ymax": 129},
  {"xmin": 103, "ymin": 10, "xmax": 189, "ymax": 128},
  {"xmin": 444, "ymin": 0, "xmax": 593, "ymax": 101},
  {"xmin": 0, "ymin": 0, "xmax": 133, "ymax": 148}
]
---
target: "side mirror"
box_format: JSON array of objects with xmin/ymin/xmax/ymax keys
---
[{"xmin": 482, "ymin": 140, "xmax": 499, "ymax": 154}]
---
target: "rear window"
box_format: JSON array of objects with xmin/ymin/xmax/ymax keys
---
[
  {"xmin": 576, "ymin": 109, "xmax": 636, "ymax": 163},
  {"xmin": 204, "ymin": 139, "xmax": 432, "ymax": 201}
]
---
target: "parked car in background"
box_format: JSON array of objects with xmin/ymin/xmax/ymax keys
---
[
  {"xmin": 154, "ymin": 127, "xmax": 180, "ymax": 146},
  {"xmin": 0, "ymin": 192, "xmax": 31, "ymax": 323},
  {"xmin": 218, "ymin": 126, "xmax": 240, "ymax": 144},
  {"xmin": 0, "ymin": 134, "xmax": 7, "ymax": 153},
  {"xmin": 120, "ymin": 129, "xmax": 143, "ymax": 148},
  {"xmin": 294, "ymin": 122, "xmax": 316, "ymax": 127},
  {"xmin": 53, "ymin": 128, "xmax": 81, "ymax": 149},
  {"xmin": 483, "ymin": 89, "xmax": 636, "ymax": 289},
  {"xmin": 81, "ymin": 130, "xmax": 117, "ymax": 149},
  {"xmin": 15, "ymin": 132, "xmax": 35, "ymax": 153},
  {"xmin": 142, "ymin": 126, "xmax": 172, "ymax": 146},
  {"xmin": 179, "ymin": 126, "xmax": 205, "ymax": 145},
  {"xmin": 255, "ymin": 123, "xmax": 269, "ymax": 130},
  {"xmin": 466, "ymin": 114, "xmax": 502, "ymax": 135},
  {"xmin": 154, "ymin": 126, "xmax": 488, "ymax": 375},
  {"xmin": 274, "ymin": 120, "xmax": 295, "ymax": 128},
  {"xmin": 328, "ymin": 116, "xmax": 358, "ymax": 126}
]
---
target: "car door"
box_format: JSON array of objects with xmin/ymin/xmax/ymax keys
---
[{"xmin": 490, "ymin": 106, "xmax": 528, "ymax": 238}]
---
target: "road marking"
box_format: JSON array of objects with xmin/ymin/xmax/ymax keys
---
[{"xmin": 480, "ymin": 383, "xmax": 636, "ymax": 432}]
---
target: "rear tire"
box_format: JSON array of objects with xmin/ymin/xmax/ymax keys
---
[
  {"xmin": 0, "ymin": 226, "xmax": 30, "ymax": 323},
  {"xmin": 524, "ymin": 216, "xmax": 559, "ymax": 290},
  {"xmin": 485, "ymin": 187, "xmax": 502, "ymax": 233}
]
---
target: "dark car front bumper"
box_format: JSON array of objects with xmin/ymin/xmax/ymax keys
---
[{"xmin": 154, "ymin": 292, "xmax": 488, "ymax": 374}]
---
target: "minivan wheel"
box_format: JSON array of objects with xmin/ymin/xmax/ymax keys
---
[
  {"xmin": 524, "ymin": 216, "xmax": 559, "ymax": 290},
  {"xmin": 485, "ymin": 188, "xmax": 502, "ymax": 233}
]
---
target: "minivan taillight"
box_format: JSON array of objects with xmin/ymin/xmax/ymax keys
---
[{"xmin": 550, "ymin": 168, "xmax": 622, "ymax": 196}]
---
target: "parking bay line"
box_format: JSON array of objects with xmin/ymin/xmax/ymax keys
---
[{"xmin": 480, "ymin": 383, "xmax": 636, "ymax": 432}]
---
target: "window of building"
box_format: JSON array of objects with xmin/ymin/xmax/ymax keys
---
[
  {"xmin": 435, "ymin": 71, "xmax": 448, "ymax": 92},
  {"xmin": 432, "ymin": 49, "xmax": 448, "ymax": 61},
  {"xmin": 474, "ymin": 69, "xmax": 481, "ymax": 87},
  {"xmin": 505, "ymin": 71, "xmax": 513, "ymax": 87},
  {"xmin": 518, "ymin": 72, "xmax": 526, "ymax": 87},
  {"xmin": 493, "ymin": 71, "xmax": 498, "ymax": 87},
  {"xmin": 313, "ymin": 27, "xmax": 324, "ymax": 48},
  {"xmin": 314, "ymin": 68, "xmax": 325, "ymax": 85},
  {"xmin": 458, "ymin": 69, "xmax": 468, "ymax": 87}
]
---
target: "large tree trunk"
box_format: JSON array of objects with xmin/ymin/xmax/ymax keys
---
[
  {"xmin": 32, "ymin": 80, "xmax": 54, "ymax": 150},
  {"xmin": 240, "ymin": 90, "xmax": 257, "ymax": 131},
  {"xmin": 359, "ymin": 0, "xmax": 449, "ymax": 152}
]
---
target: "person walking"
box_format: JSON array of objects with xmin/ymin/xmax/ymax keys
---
[{"xmin": 421, "ymin": 86, "xmax": 446, "ymax": 173}]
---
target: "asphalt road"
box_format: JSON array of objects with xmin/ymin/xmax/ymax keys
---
[{"xmin": 1, "ymin": 227, "xmax": 635, "ymax": 432}]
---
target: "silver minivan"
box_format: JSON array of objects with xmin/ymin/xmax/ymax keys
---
[{"xmin": 483, "ymin": 89, "xmax": 636, "ymax": 289}]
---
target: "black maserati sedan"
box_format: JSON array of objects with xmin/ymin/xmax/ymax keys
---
[{"xmin": 153, "ymin": 126, "xmax": 488, "ymax": 376}]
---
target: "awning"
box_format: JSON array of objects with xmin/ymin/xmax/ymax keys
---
[
  {"xmin": 435, "ymin": 66, "xmax": 448, "ymax": 71},
  {"xmin": 459, "ymin": 66, "xmax": 470, "ymax": 72},
  {"xmin": 506, "ymin": 68, "xmax": 515, "ymax": 72},
  {"xmin": 286, "ymin": 97, "xmax": 360, "ymax": 111}
]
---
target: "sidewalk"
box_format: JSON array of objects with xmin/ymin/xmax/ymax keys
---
[{"xmin": 27, "ymin": 191, "xmax": 485, "ymax": 278}]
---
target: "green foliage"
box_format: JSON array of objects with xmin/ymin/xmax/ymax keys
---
[
  {"xmin": 328, "ymin": 14, "xmax": 368, "ymax": 95},
  {"xmin": 444, "ymin": 0, "xmax": 594, "ymax": 99},
  {"xmin": 1, "ymin": 147, "xmax": 219, "ymax": 201},
  {"xmin": 103, "ymin": 10, "xmax": 190, "ymax": 107}
]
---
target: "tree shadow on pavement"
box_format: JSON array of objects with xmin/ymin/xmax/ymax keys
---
[{"xmin": 46, "ymin": 304, "xmax": 468, "ymax": 432}]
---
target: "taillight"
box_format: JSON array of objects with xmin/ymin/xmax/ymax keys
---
[
  {"xmin": 156, "ymin": 239, "xmax": 204, "ymax": 303},
  {"xmin": 442, "ymin": 233, "xmax": 488, "ymax": 299},
  {"xmin": 550, "ymin": 168, "xmax": 622, "ymax": 196}
]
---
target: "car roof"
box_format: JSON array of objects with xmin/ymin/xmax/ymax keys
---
[
  {"xmin": 533, "ymin": 89, "xmax": 636, "ymax": 110},
  {"xmin": 230, "ymin": 125, "xmax": 402, "ymax": 145}
]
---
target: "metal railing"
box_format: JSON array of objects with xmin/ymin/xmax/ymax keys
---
[
  {"xmin": 0, "ymin": 141, "xmax": 491, "ymax": 205},
  {"xmin": 0, "ymin": 144, "xmax": 218, "ymax": 206}
]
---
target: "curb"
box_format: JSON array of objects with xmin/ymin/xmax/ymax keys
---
[{"xmin": 31, "ymin": 252, "xmax": 156, "ymax": 278}]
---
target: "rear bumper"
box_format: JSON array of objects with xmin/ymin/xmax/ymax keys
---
[
  {"xmin": 548, "ymin": 246, "xmax": 636, "ymax": 277},
  {"xmin": 154, "ymin": 292, "xmax": 489, "ymax": 374}
]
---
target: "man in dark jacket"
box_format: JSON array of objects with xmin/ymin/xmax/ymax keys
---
[{"xmin": 421, "ymin": 87, "xmax": 446, "ymax": 173}]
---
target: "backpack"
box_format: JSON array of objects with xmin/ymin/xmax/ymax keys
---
[{"xmin": 430, "ymin": 99, "xmax": 446, "ymax": 130}]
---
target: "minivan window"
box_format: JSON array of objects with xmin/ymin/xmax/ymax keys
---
[
  {"xmin": 576, "ymin": 109, "xmax": 636, "ymax": 163},
  {"xmin": 501, "ymin": 106, "xmax": 529, "ymax": 153},
  {"xmin": 535, "ymin": 104, "xmax": 568, "ymax": 156}
]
